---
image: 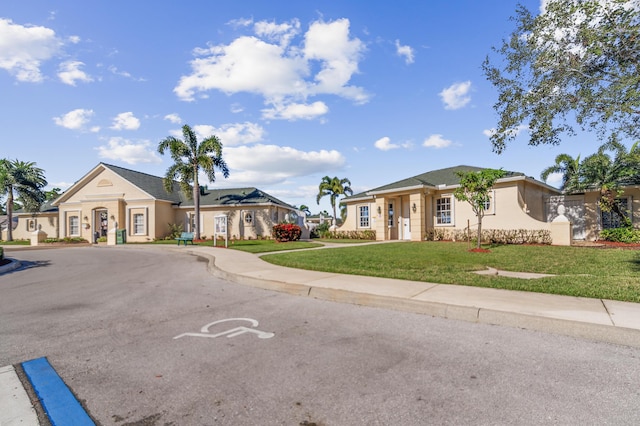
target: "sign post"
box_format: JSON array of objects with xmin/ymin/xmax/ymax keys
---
[{"xmin": 214, "ymin": 215, "xmax": 228, "ymax": 248}]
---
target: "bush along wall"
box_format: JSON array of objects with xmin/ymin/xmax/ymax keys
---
[
  {"xmin": 273, "ymin": 223, "xmax": 302, "ymax": 242},
  {"xmin": 425, "ymin": 228, "xmax": 551, "ymax": 245},
  {"xmin": 599, "ymin": 227, "xmax": 640, "ymax": 243},
  {"xmin": 323, "ymin": 230, "xmax": 376, "ymax": 240}
]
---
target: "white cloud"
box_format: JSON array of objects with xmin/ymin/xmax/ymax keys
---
[
  {"xmin": 58, "ymin": 60, "xmax": 92, "ymax": 85},
  {"xmin": 374, "ymin": 136, "xmax": 412, "ymax": 151},
  {"xmin": 439, "ymin": 81, "xmax": 472, "ymax": 110},
  {"xmin": 262, "ymin": 101, "xmax": 329, "ymax": 120},
  {"xmin": 230, "ymin": 103, "xmax": 244, "ymax": 113},
  {"xmin": 254, "ymin": 19, "xmax": 300, "ymax": 46},
  {"xmin": 174, "ymin": 18, "xmax": 369, "ymax": 120},
  {"xmin": 111, "ymin": 112, "xmax": 140, "ymax": 130},
  {"xmin": 192, "ymin": 122, "xmax": 265, "ymax": 146},
  {"xmin": 53, "ymin": 108, "xmax": 95, "ymax": 130},
  {"xmin": 423, "ymin": 134, "xmax": 452, "ymax": 149},
  {"xmin": 395, "ymin": 39, "xmax": 415, "ymax": 64},
  {"xmin": 96, "ymin": 137, "xmax": 161, "ymax": 165},
  {"xmin": 0, "ymin": 18, "xmax": 63, "ymax": 82},
  {"xmin": 164, "ymin": 113, "xmax": 182, "ymax": 124},
  {"xmin": 222, "ymin": 144, "xmax": 345, "ymax": 185},
  {"xmin": 374, "ymin": 136, "xmax": 398, "ymax": 151},
  {"xmin": 303, "ymin": 19, "xmax": 368, "ymax": 102},
  {"xmin": 544, "ymin": 172, "xmax": 563, "ymax": 186},
  {"xmin": 107, "ymin": 65, "xmax": 146, "ymax": 81}
]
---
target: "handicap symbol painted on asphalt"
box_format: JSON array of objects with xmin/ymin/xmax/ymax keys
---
[{"xmin": 173, "ymin": 318, "xmax": 275, "ymax": 340}]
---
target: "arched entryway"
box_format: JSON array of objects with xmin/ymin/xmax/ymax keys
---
[{"xmin": 93, "ymin": 208, "xmax": 109, "ymax": 243}]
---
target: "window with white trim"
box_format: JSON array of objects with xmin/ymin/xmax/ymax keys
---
[
  {"xmin": 244, "ymin": 211, "xmax": 254, "ymax": 226},
  {"xmin": 436, "ymin": 196, "xmax": 453, "ymax": 225},
  {"xmin": 359, "ymin": 205, "xmax": 370, "ymax": 228},
  {"xmin": 69, "ymin": 216, "xmax": 79, "ymax": 236},
  {"xmin": 387, "ymin": 203, "xmax": 395, "ymax": 227},
  {"xmin": 483, "ymin": 190, "xmax": 496, "ymax": 215},
  {"xmin": 133, "ymin": 213, "xmax": 145, "ymax": 234}
]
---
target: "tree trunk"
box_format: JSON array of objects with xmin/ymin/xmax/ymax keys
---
[
  {"xmin": 193, "ymin": 167, "xmax": 201, "ymax": 240},
  {"xmin": 476, "ymin": 215, "xmax": 482, "ymax": 249},
  {"xmin": 6, "ymin": 185, "xmax": 13, "ymax": 241}
]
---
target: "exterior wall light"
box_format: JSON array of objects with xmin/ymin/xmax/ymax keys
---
[{"xmin": 412, "ymin": 203, "xmax": 417, "ymax": 212}]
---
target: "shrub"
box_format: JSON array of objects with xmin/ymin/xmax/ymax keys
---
[
  {"xmin": 323, "ymin": 230, "xmax": 376, "ymax": 240},
  {"xmin": 599, "ymin": 227, "xmax": 640, "ymax": 243},
  {"xmin": 167, "ymin": 223, "xmax": 183, "ymax": 239},
  {"xmin": 0, "ymin": 247, "xmax": 3, "ymax": 261},
  {"xmin": 273, "ymin": 223, "xmax": 302, "ymax": 242},
  {"xmin": 310, "ymin": 221, "xmax": 331, "ymax": 238},
  {"xmin": 425, "ymin": 228, "xmax": 551, "ymax": 245}
]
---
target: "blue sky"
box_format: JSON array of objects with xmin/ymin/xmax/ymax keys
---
[{"xmin": 0, "ymin": 1, "xmax": 607, "ymax": 214}]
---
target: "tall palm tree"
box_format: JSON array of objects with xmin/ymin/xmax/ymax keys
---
[
  {"xmin": 157, "ymin": 124, "xmax": 229, "ymax": 239},
  {"xmin": 316, "ymin": 176, "xmax": 353, "ymax": 227},
  {"xmin": 540, "ymin": 153, "xmax": 582, "ymax": 192},
  {"xmin": 0, "ymin": 159, "xmax": 47, "ymax": 241}
]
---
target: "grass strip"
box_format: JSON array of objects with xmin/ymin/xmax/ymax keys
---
[{"xmin": 261, "ymin": 242, "xmax": 640, "ymax": 302}]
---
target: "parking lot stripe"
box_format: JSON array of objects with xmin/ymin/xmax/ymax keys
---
[{"xmin": 21, "ymin": 357, "xmax": 94, "ymax": 426}]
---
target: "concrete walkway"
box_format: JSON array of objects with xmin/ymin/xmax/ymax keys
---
[{"xmin": 182, "ymin": 245, "xmax": 640, "ymax": 349}]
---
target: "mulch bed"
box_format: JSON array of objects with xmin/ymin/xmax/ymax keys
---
[{"xmin": 595, "ymin": 241, "xmax": 640, "ymax": 249}]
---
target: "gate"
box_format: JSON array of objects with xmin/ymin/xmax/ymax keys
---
[{"xmin": 544, "ymin": 195, "xmax": 586, "ymax": 240}]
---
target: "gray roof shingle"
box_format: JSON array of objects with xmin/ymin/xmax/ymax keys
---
[{"xmin": 344, "ymin": 165, "xmax": 524, "ymax": 201}]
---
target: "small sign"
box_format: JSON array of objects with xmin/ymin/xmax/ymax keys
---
[{"xmin": 214, "ymin": 215, "xmax": 228, "ymax": 248}]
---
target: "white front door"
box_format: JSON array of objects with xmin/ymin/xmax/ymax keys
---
[{"xmin": 403, "ymin": 217, "xmax": 411, "ymax": 240}]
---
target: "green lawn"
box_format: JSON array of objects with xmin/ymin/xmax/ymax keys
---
[
  {"xmin": 261, "ymin": 242, "xmax": 640, "ymax": 302},
  {"xmin": 0, "ymin": 240, "xmax": 30, "ymax": 245}
]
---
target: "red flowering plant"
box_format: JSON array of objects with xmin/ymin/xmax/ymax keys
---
[{"xmin": 272, "ymin": 223, "xmax": 302, "ymax": 242}]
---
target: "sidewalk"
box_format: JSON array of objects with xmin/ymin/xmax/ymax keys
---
[{"xmin": 185, "ymin": 245, "xmax": 640, "ymax": 349}]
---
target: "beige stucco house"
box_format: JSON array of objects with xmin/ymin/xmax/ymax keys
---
[
  {"xmin": 7, "ymin": 163, "xmax": 304, "ymax": 243},
  {"xmin": 338, "ymin": 165, "xmax": 639, "ymax": 244}
]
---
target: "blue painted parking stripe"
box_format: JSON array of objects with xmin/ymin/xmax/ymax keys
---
[{"xmin": 21, "ymin": 357, "xmax": 95, "ymax": 426}]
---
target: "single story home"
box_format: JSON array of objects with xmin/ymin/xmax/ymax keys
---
[
  {"xmin": 339, "ymin": 165, "xmax": 639, "ymax": 244},
  {"xmin": 6, "ymin": 163, "xmax": 305, "ymax": 243}
]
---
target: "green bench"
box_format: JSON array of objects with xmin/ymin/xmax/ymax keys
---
[{"xmin": 176, "ymin": 232, "xmax": 194, "ymax": 246}]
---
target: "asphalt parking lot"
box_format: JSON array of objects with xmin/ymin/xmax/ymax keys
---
[{"xmin": 2, "ymin": 246, "xmax": 639, "ymax": 425}]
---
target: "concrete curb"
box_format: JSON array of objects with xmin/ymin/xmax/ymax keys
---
[{"xmin": 198, "ymin": 251, "xmax": 640, "ymax": 349}]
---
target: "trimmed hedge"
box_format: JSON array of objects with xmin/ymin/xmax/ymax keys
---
[
  {"xmin": 272, "ymin": 223, "xmax": 302, "ymax": 242},
  {"xmin": 425, "ymin": 228, "xmax": 552, "ymax": 245},
  {"xmin": 323, "ymin": 230, "xmax": 376, "ymax": 240},
  {"xmin": 0, "ymin": 247, "xmax": 3, "ymax": 261}
]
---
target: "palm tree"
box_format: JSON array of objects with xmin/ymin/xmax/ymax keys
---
[
  {"xmin": 0, "ymin": 159, "xmax": 47, "ymax": 241},
  {"xmin": 157, "ymin": 124, "xmax": 229, "ymax": 240},
  {"xmin": 298, "ymin": 204, "xmax": 311, "ymax": 216},
  {"xmin": 580, "ymin": 140, "xmax": 640, "ymax": 225},
  {"xmin": 316, "ymin": 176, "xmax": 353, "ymax": 227},
  {"xmin": 540, "ymin": 153, "xmax": 582, "ymax": 192}
]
